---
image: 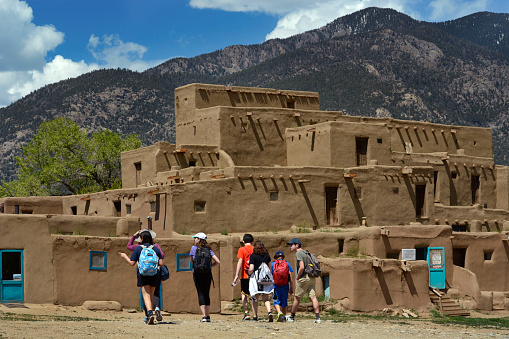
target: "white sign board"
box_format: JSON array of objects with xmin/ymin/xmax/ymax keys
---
[{"xmin": 401, "ymin": 249, "xmax": 416, "ymax": 261}]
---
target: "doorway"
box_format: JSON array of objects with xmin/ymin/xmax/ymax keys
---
[
  {"xmin": 0, "ymin": 250, "xmax": 24, "ymax": 303},
  {"xmin": 356, "ymin": 138, "xmax": 368, "ymax": 166},
  {"xmin": 415, "ymin": 184, "xmax": 426, "ymax": 218},
  {"xmin": 453, "ymin": 248, "xmax": 466, "ymax": 268},
  {"xmin": 471, "ymin": 175, "xmax": 480, "ymax": 205},
  {"xmin": 325, "ymin": 186, "xmax": 338, "ymax": 225}
]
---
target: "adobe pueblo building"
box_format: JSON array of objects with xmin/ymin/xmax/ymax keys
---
[{"xmin": 1, "ymin": 83, "xmax": 509, "ymax": 314}]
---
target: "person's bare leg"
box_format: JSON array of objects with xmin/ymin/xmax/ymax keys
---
[
  {"xmin": 204, "ymin": 305, "xmax": 210, "ymax": 317},
  {"xmin": 311, "ymin": 296, "xmax": 320, "ymax": 314},
  {"xmin": 291, "ymin": 296, "xmax": 300, "ymax": 314},
  {"xmin": 262, "ymin": 295, "xmax": 271, "ymax": 313},
  {"xmin": 252, "ymin": 295, "xmax": 258, "ymax": 318}
]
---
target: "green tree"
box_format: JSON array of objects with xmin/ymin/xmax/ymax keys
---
[{"xmin": 0, "ymin": 117, "xmax": 141, "ymax": 196}]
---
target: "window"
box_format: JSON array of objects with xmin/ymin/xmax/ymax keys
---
[
  {"xmin": 89, "ymin": 251, "xmax": 107, "ymax": 271},
  {"xmin": 135, "ymin": 162, "xmax": 142, "ymax": 187},
  {"xmin": 113, "ymin": 201, "xmax": 121, "ymax": 217},
  {"xmin": 356, "ymin": 137, "xmax": 368, "ymax": 166},
  {"xmin": 392, "ymin": 187, "xmax": 399, "ymax": 194},
  {"xmin": 126, "ymin": 204, "xmax": 132, "ymax": 215},
  {"xmin": 287, "ymin": 100, "xmax": 295, "ymax": 109},
  {"xmin": 377, "ymin": 138, "xmax": 383, "ymax": 144},
  {"xmin": 189, "ymin": 160, "xmax": 196, "ymax": 167},
  {"xmin": 176, "ymin": 254, "xmax": 193, "ymax": 271},
  {"xmin": 484, "ymin": 251, "xmax": 493, "ymax": 261},
  {"xmin": 471, "ymin": 175, "xmax": 480, "ymax": 205},
  {"xmin": 195, "ymin": 201, "xmax": 206, "ymax": 213},
  {"xmin": 150, "ymin": 202, "xmax": 156, "ymax": 212},
  {"xmin": 415, "ymin": 184, "xmax": 426, "ymax": 218},
  {"xmin": 71, "ymin": 206, "xmax": 77, "ymax": 215},
  {"xmin": 386, "ymin": 251, "xmax": 400, "ymax": 259},
  {"xmin": 269, "ymin": 191, "xmax": 279, "ymax": 201},
  {"xmin": 451, "ymin": 172, "xmax": 457, "ymax": 179},
  {"xmin": 453, "ymin": 248, "xmax": 466, "ymax": 267}
]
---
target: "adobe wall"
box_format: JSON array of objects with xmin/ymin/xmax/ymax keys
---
[
  {"xmin": 323, "ymin": 258, "xmax": 431, "ymax": 311},
  {"xmin": 451, "ymin": 232, "xmax": 509, "ymax": 291},
  {"xmin": 174, "ymin": 83, "xmax": 320, "ymax": 127},
  {"xmin": 433, "ymin": 205, "xmax": 509, "ymax": 230},
  {"xmin": 52, "ymin": 235, "xmax": 221, "ymax": 313},
  {"xmin": 46, "ymin": 215, "xmax": 140, "ymax": 237},
  {"xmin": 121, "ymin": 142, "xmax": 175, "ymax": 188},
  {"xmin": 0, "ymin": 215, "xmax": 54, "ymax": 303},
  {"xmin": 497, "ymin": 166, "xmax": 509, "ymax": 210},
  {"xmin": 0, "ymin": 196, "xmax": 63, "ymax": 215}
]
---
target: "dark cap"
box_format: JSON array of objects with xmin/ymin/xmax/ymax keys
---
[
  {"xmin": 274, "ymin": 250, "xmax": 285, "ymax": 258},
  {"xmin": 286, "ymin": 238, "xmax": 301, "ymax": 245}
]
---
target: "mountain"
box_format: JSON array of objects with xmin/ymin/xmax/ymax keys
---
[{"xmin": 1, "ymin": 7, "xmax": 508, "ymax": 183}]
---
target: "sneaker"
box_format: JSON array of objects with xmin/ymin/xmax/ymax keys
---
[
  {"xmin": 242, "ymin": 313, "xmax": 251, "ymax": 321},
  {"xmin": 276, "ymin": 312, "xmax": 284, "ymax": 322},
  {"xmin": 200, "ymin": 316, "xmax": 209, "ymax": 322},
  {"xmin": 314, "ymin": 318, "xmax": 322, "ymax": 324},
  {"xmin": 252, "ymin": 316, "xmax": 259, "ymax": 321},
  {"xmin": 155, "ymin": 309, "xmax": 163, "ymax": 322},
  {"xmin": 268, "ymin": 312, "xmax": 273, "ymax": 322},
  {"xmin": 287, "ymin": 316, "xmax": 295, "ymax": 323},
  {"xmin": 143, "ymin": 316, "xmax": 149, "ymax": 324},
  {"xmin": 147, "ymin": 311, "xmax": 155, "ymax": 325}
]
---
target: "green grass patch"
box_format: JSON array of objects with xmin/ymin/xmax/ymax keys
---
[{"xmin": 430, "ymin": 310, "xmax": 509, "ymax": 329}]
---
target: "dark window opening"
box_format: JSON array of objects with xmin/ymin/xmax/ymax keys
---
[
  {"xmin": 155, "ymin": 195, "xmax": 160, "ymax": 221},
  {"xmin": 433, "ymin": 171, "xmax": 439, "ymax": 202},
  {"xmin": 269, "ymin": 191, "xmax": 279, "ymax": 201},
  {"xmin": 392, "ymin": 187, "xmax": 399, "ymax": 194},
  {"xmin": 377, "ymin": 138, "xmax": 383, "ymax": 144},
  {"xmin": 287, "ymin": 100, "xmax": 295, "ymax": 109},
  {"xmin": 386, "ymin": 251, "xmax": 400, "ymax": 259},
  {"xmin": 453, "ymin": 248, "xmax": 466, "ymax": 267},
  {"xmin": 452, "ymin": 224, "xmax": 467, "ymax": 232},
  {"xmin": 150, "ymin": 202, "xmax": 156, "ymax": 212},
  {"xmin": 84, "ymin": 201, "xmax": 90, "ymax": 215},
  {"xmin": 189, "ymin": 160, "xmax": 196, "ymax": 167},
  {"xmin": 451, "ymin": 172, "xmax": 457, "ymax": 179},
  {"xmin": 471, "ymin": 175, "xmax": 480, "ymax": 205},
  {"xmin": 325, "ymin": 186, "xmax": 338, "ymax": 225},
  {"xmin": 1, "ymin": 251, "xmax": 21, "ymax": 280},
  {"xmin": 484, "ymin": 251, "xmax": 493, "ymax": 261},
  {"xmin": 195, "ymin": 201, "xmax": 206, "ymax": 213},
  {"xmin": 14, "ymin": 205, "xmax": 19, "ymax": 214},
  {"xmin": 415, "ymin": 184, "xmax": 426, "ymax": 218},
  {"xmin": 71, "ymin": 206, "xmax": 77, "ymax": 215},
  {"xmin": 21, "ymin": 210, "xmax": 32, "ymax": 214},
  {"xmin": 126, "ymin": 204, "xmax": 131, "ymax": 215},
  {"xmin": 113, "ymin": 201, "xmax": 121, "ymax": 217},
  {"xmin": 338, "ymin": 239, "xmax": 344, "ymax": 254},
  {"xmin": 356, "ymin": 137, "xmax": 368, "ymax": 166},
  {"xmin": 415, "ymin": 247, "xmax": 428, "ymax": 261}
]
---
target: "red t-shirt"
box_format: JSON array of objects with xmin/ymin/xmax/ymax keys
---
[{"xmin": 237, "ymin": 244, "xmax": 253, "ymax": 279}]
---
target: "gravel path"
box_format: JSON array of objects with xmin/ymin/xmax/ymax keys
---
[{"xmin": 0, "ymin": 304, "xmax": 508, "ymax": 338}]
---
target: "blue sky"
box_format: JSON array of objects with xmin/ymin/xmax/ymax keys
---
[{"xmin": 0, "ymin": 0, "xmax": 508, "ymax": 107}]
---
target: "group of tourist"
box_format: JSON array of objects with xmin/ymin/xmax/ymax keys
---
[{"xmin": 119, "ymin": 230, "xmax": 320, "ymax": 324}]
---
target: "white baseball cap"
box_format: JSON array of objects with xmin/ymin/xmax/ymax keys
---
[
  {"xmin": 135, "ymin": 229, "xmax": 157, "ymax": 242},
  {"xmin": 192, "ymin": 232, "xmax": 207, "ymax": 240}
]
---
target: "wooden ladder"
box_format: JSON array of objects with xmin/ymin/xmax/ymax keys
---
[{"xmin": 429, "ymin": 288, "xmax": 470, "ymax": 317}]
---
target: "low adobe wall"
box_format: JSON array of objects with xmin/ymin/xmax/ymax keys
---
[
  {"xmin": 323, "ymin": 258, "xmax": 431, "ymax": 311},
  {"xmin": 0, "ymin": 215, "xmax": 54, "ymax": 303},
  {"xmin": 52, "ymin": 236, "xmax": 221, "ymax": 313}
]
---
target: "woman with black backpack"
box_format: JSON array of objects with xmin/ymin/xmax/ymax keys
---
[{"xmin": 189, "ymin": 232, "xmax": 220, "ymax": 322}]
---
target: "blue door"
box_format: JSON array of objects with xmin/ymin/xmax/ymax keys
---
[
  {"xmin": 427, "ymin": 247, "xmax": 445, "ymax": 289},
  {"xmin": 0, "ymin": 250, "xmax": 24, "ymax": 303}
]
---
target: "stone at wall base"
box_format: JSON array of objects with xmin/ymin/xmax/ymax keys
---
[
  {"xmin": 478, "ymin": 292, "xmax": 493, "ymax": 311},
  {"xmin": 83, "ymin": 300, "xmax": 122, "ymax": 311},
  {"xmin": 460, "ymin": 299, "xmax": 477, "ymax": 310},
  {"xmin": 503, "ymin": 298, "xmax": 509, "ymax": 311},
  {"xmin": 447, "ymin": 288, "xmax": 460, "ymax": 299}
]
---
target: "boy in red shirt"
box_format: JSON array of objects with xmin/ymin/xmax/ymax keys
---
[{"xmin": 232, "ymin": 234, "xmax": 255, "ymax": 320}]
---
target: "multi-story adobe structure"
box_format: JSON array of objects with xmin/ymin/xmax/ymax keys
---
[{"xmin": 1, "ymin": 83, "xmax": 509, "ymax": 313}]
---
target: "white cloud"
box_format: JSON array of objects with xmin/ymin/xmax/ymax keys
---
[
  {"xmin": 0, "ymin": 0, "xmax": 64, "ymax": 72},
  {"xmin": 190, "ymin": 0, "xmax": 413, "ymax": 40},
  {"xmin": 0, "ymin": 1, "xmax": 164, "ymax": 107},
  {"xmin": 86, "ymin": 34, "xmax": 163, "ymax": 72},
  {"xmin": 428, "ymin": 0, "xmax": 488, "ymax": 21}
]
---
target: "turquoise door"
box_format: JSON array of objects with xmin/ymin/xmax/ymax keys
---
[
  {"xmin": 427, "ymin": 247, "xmax": 445, "ymax": 289},
  {"xmin": 0, "ymin": 250, "xmax": 24, "ymax": 303}
]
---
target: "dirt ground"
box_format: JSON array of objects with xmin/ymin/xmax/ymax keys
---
[{"xmin": 1, "ymin": 303, "xmax": 509, "ymax": 338}]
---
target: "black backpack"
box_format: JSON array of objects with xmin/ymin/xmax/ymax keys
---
[{"xmin": 193, "ymin": 246, "xmax": 212, "ymax": 273}]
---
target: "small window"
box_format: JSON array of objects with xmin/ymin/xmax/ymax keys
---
[
  {"xmin": 71, "ymin": 206, "xmax": 77, "ymax": 215},
  {"xmin": 377, "ymin": 138, "xmax": 383, "ymax": 144},
  {"xmin": 89, "ymin": 251, "xmax": 107, "ymax": 271},
  {"xmin": 21, "ymin": 210, "xmax": 33, "ymax": 214},
  {"xmin": 451, "ymin": 172, "xmax": 457, "ymax": 179},
  {"xmin": 393, "ymin": 187, "xmax": 399, "ymax": 194},
  {"xmin": 126, "ymin": 204, "xmax": 132, "ymax": 215},
  {"xmin": 452, "ymin": 224, "xmax": 467, "ymax": 232},
  {"xmin": 287, "ymin": 100, "xmax": 295, "ymax": 109},
  {"xmin": 484, "ymin": 251, "xmax": 493, "ymax": 261},
  {"xmin": 14, "ymin": 205, "xmax": 19, "ymax": 214},
  {"xmin": 150, "ymin": 202, "xmax": 156, "ymax": 212},
  {"xmin": 195, "ymin": 201, "xmax": 206, "ymax": 213},
  {"xmin": 386, "ymin": 251, "xmax": 400, "ymax": 259},
  {"xmin": 269, "ymin": 191, "xmax": 279, "ymax": 201},
  {"xmin": 177, "ymin": 253, "xmax": 193, "ymax": 271},
  {"xmin": 189, "ymin": 160, "xmax": 196, "ymax": 167}
]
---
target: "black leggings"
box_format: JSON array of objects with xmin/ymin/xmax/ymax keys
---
[{"xmin": 193, "ymin": 272, "xmax": 212, "ymax": 306}]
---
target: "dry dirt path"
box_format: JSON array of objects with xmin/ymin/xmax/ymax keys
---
[{"xmin": 0, "ymin": 304, "xmax": 508, "ymax": 338}]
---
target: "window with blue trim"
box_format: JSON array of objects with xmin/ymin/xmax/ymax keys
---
[
  {"xmin": 89, "ymin": 251, "xmax": 107, "ymax": 270},
  {"xmin": 176, "ymin": 253, "xmax": 192, "ymax": 271}
]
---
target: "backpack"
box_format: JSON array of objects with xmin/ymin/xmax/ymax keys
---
[
  {"xmin": 138, "ymin": 245, "xmax": 159, "ymax": 276},
  {"xmin": 272, "ymin": 260, "xmax": 289, "ymax": 286},
  {"xmin": 304, "ymin": 251, "xmax": 322, "ymax": 277},
  {"xmin": 256, "ymin": 262, "xmax": 274, "ymax": 286},
  {"xmin": 193, "ymin": 246, "xmax": 212, "ymax": 273}
]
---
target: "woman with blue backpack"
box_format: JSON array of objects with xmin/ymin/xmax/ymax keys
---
[
  {"xmin": 120, "ymin": 230, "xmax": 163, "ymax": 325},
  {"xmin": 189, "ymin": 232, "xmax": 220, "ymax": 322}
]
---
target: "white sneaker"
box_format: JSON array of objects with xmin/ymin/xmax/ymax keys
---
[
  {"xmin": 314, "ymin": 318, "xmax": 321, "ymax": 324},
  {"xmin": 287, "ymin": 316, "xmax": 295, "ymax": 323}
]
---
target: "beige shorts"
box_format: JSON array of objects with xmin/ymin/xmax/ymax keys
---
[{"xmin": 295, "ymin": 274, "xmax": 316, "ymax": 299}]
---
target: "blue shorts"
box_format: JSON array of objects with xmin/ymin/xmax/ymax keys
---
[{"xmin": 273, "ymin": 285, "xmax": 289, "ymax": 307}]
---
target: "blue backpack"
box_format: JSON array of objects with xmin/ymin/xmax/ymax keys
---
[{"xmin": 138, "ymin": 245, "xmax": 159, "ymax": 276}]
